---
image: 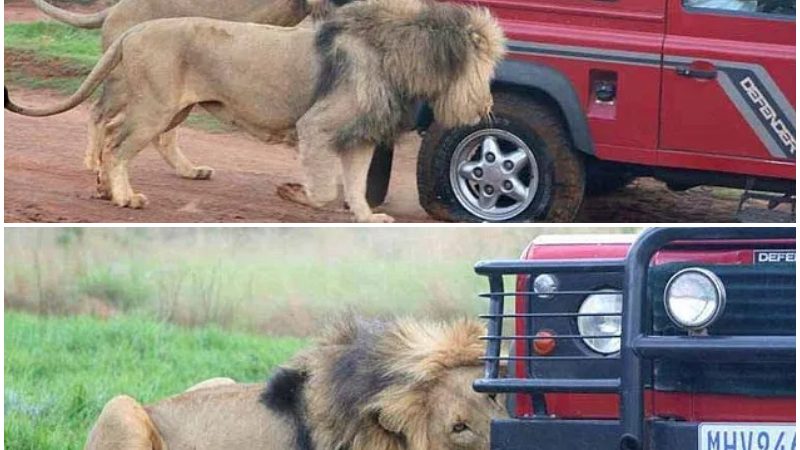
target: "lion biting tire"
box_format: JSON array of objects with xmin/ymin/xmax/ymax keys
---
[
  {"xmin": 82, "ymin": 317, "xmax": 507, "ymax": 450},
  {"xmin": 6, "ymin": 0, "xmax": 505, "ymax": 222}
]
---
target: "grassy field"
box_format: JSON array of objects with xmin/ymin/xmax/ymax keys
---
[
  {"xmin": 5, "ymin": 22, "xmax": 101, "ymax": 69},
  {"xmin": 5, "ymin": 228, "xmax": 641, "ymax": 336},
  {"xmin": 4, "ymin": 312, "xmax": 307, "ymax": 450}
]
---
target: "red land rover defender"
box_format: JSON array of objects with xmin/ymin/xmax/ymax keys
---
[
  {"xmin": 413, "ymin": 0, "xmax": 796, "ymax": 222},
  {"xmin": 474, "ymin": 227, "xmax": 796, "ymax": 450}
]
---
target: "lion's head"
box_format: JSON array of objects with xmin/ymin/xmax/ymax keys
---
[
  {"xmin": 371, "ymin": 0, "xmax": 507, "ymax": 129},
  {"xmin": 312, "ymin": 0, "xmax": 506, "ymax": 148},
  {"xmin": 277, "ymin": 316, "xmax": 507, "ymax": 450},
  {"xmin": 372, "ymin": 364, "xmax": 504, "ymax": 450},
  {"xmin": 427, "ymin": 5, "xmax": 506, "ymax": 128}
]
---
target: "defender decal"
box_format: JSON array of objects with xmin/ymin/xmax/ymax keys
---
[
  {"xmin": 709, "ymin": 63, "xmax": 797, "ymax": 160},
  {"xmin": 754, "ymin": 250, "xmax": 796, "ymax": 264},
  {"xmin": 739, "ymin": 76, "xmax": 796, "ymax": 158}
]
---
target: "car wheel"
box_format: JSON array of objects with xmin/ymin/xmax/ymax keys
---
[{"xmin": 417, "ymin": 92, "xmax": 585, "ymax": 222}]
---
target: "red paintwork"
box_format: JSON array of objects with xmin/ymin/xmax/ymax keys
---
[
  {"xmin": 540, "ymin": 392, "xmax": 796, "ymax": 422},
  {"xmin": 660, "ymin": 1, "xmax": 795, "ymax": 161},
  {"xmin": 513, "ymin": 236, "xmax": 796, "ymax": 423},
  {"xmin": 467, "ymin": 0, "xmax": 795, "ymax": 181}
]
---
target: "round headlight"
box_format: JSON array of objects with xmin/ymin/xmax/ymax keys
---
[
  {"xmin": 577, "ymin": 291, "xmax": 622, "ymax": 355},
  {"xmin": 533, "ymin": 274, "xmax": 559, "ymax": 297},
  {"xmin": 664, "ymin": 268, "xmax": 726, "ymax": 330}
]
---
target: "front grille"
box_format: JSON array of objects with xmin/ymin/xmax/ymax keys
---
[
  {"xmin": 651, "ymin": 263, "xmax": 796, "ymax": 337},
  {"xmin": 650, "ymin": 263, "xmax": 796, "ymax": 396}
]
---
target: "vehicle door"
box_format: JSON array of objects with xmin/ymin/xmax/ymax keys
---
[{"xmin": 658, "ymin": 0, "xmax": 795, "ymax": 176}]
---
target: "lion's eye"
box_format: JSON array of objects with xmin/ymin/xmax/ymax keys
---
[
  {"xmin": 488, "ymin": 394, "xmax": 497, "ymax": 402},
  {"xmin": 452, "ymin": 422, "xmax": 469, "ymax": 433}
]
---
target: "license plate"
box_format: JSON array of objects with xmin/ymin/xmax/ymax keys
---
[{"xmin": 700, "ymin": 423, "xmax": 796, "ymax": 450}]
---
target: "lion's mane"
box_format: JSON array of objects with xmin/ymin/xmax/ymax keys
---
[
  {"xmin": 313, "ymin": 0, "xmax": 506, "ymax": 150},
  {"xmin": 262, "ymin": 316, "xmax": 486, "ymax": 450}
]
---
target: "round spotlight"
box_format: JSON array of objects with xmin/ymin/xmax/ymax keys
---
[
  {"xmin": 664, "ymin": 268, "xmax": 726, "ymax": 331},
  {"xmin": 577, "ymin": 291, "xmax": 622, "ymax": 355},
  {"xmin": 533, "ymin": 274, "xmax": 559, "ymax": 297}
]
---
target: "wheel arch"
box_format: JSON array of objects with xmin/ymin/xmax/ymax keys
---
[{"xmin": 491, "ymin": 59, "xmax": 595, "ymax": 156}]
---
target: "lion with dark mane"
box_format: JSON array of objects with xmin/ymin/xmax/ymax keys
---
[
  {"xmin": 6, "ymin": 0, "xmax": 505, "ymax": 222},
  {"xmin": 81, "ymin": 317, "xmax": 507, "ymax": 450}
]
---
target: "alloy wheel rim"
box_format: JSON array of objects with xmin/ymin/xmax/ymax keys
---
[{"xmin": 449, "ymin": 129, "xmax": 539, "ymax": 221}]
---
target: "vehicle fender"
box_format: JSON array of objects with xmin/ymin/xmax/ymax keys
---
[{"xmin": 493, "ymin": 59, "xmax": 595, "ymax": 156}]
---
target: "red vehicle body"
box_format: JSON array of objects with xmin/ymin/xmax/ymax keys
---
[
  {"xmin": 473, "ymin": 228, "xmax": 796, "ymax": 450},
  {"xmin": 512, "ymin": 234, "xmax": 795, "ymax": 423},
  {"xmin": 415, "ymin": 0, "xmax": 796, "ymax": 222}
]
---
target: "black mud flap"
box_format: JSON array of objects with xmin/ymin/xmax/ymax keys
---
[{"xmin": 735, "ymin": 191, "xmax": 796, "ymax": 223}]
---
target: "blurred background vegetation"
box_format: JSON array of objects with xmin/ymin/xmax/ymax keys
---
[{"xmin": 5, "ymin": 227, "xmax": 640, "ymax": 336}]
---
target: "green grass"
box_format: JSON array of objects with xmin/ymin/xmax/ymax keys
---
[
  {"xmin": 4, "ymin": 312, "xmax": 307, "ymax": 450},
  {"xmin": 5, "ymin": 68, "xmax": 86, "ymax": 93},
  {"xmin": 184, "ymin": 110, "xmax": 238, "ymax": 134},
  {"xmin": 4, "ymin": 22, "xmax": 101, "ymax": 69}
]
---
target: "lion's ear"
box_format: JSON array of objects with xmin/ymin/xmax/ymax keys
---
[
  {"xmin": 371, "ymin": 390, "xmax": 429, "ymax": 447},
  {"xmin": 377, "ymin": 409, "xmax": 404, "ymax": 435}
]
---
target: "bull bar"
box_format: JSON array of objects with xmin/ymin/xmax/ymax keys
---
[{"xmin": 473, "ymin": 227, "xmax": 796, "ymax": 450}]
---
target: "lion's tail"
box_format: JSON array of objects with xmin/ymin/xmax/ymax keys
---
[
  {"xmin": 5, "ymin": 32, "xmax": 126, "ymax": 117},
  {"xmin": 29, "ymin": 0, "xmax": 108, "ymax": 29}
]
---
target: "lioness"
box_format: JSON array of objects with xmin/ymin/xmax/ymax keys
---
[
  {"xmin": 29, "ymin": 0, "xmax": 342, "ymax": 180},
  {"xmin": 83, "ymin": 317, "xmax": 508, "ymax": 450},
  {"xmin": 6, "ymin": 0, "xmax": 506, "ymax": 223}
]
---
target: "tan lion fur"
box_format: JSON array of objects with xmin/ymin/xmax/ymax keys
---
[
  {"xmin": 30, "ymin": 0, "xmax": 334, "ymax": 181},
  {"xmin": 6, "ymin": 0, "xmax": 505, "ymax": 223},
  {"xmin": 80, "ymin": 316, "xmax": 507, "ymax": 450}
]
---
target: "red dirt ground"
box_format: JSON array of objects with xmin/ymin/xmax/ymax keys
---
[
  {"xmin": 4, "ymin": 2, "xmax": 744, "ymax": 223},
  {"xmin": 4, "ymin": 88, "xmax": 743, "ymax": 223}
]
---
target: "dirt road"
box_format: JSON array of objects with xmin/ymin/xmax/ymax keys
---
[{"xmin": 5, "ymin": 88, "xmax": 745, "ymax": 223}]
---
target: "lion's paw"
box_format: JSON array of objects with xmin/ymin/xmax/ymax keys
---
[
  {"xmin": 364, "ymin": 213, "xmax": 395, "ymax": 223},
  {"xmin": 181, "ymin": 165, "xmax": 215, "ymax": 180},
  {"xmin": 111, "ymin": 193, "xmax": 148, "ymax": 209},
  {"xmin": 129, "ymin": 193, "xmax": 148, "ymax": 209}
]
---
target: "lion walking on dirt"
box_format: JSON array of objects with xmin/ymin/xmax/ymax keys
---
[
  {"xmin": 82, "ymin": 317, "xmax": 507, "ymax": 450},
  {"xmin": 6, "ymin": 0, "xmax": 505, "ymax": 222},
  {"xmin": 28, "ymin": 0, "xmax": 340, "ymax": 180}
]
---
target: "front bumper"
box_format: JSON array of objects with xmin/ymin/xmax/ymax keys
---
[{"xmin": 491, "ymin": 419, "xmax": 730, "ymax": 450}]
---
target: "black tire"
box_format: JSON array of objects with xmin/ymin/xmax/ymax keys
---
[
  {"xmin": 366, "ymin": 142, "xmax": 394, "ymax": 208},
  {"xmin": 417, "ymin": 92, "xmax": 585, "ymax": 222},
  {"xmin": 584, "ymin": 163, "xmax": 635, "ymax": 196}
]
